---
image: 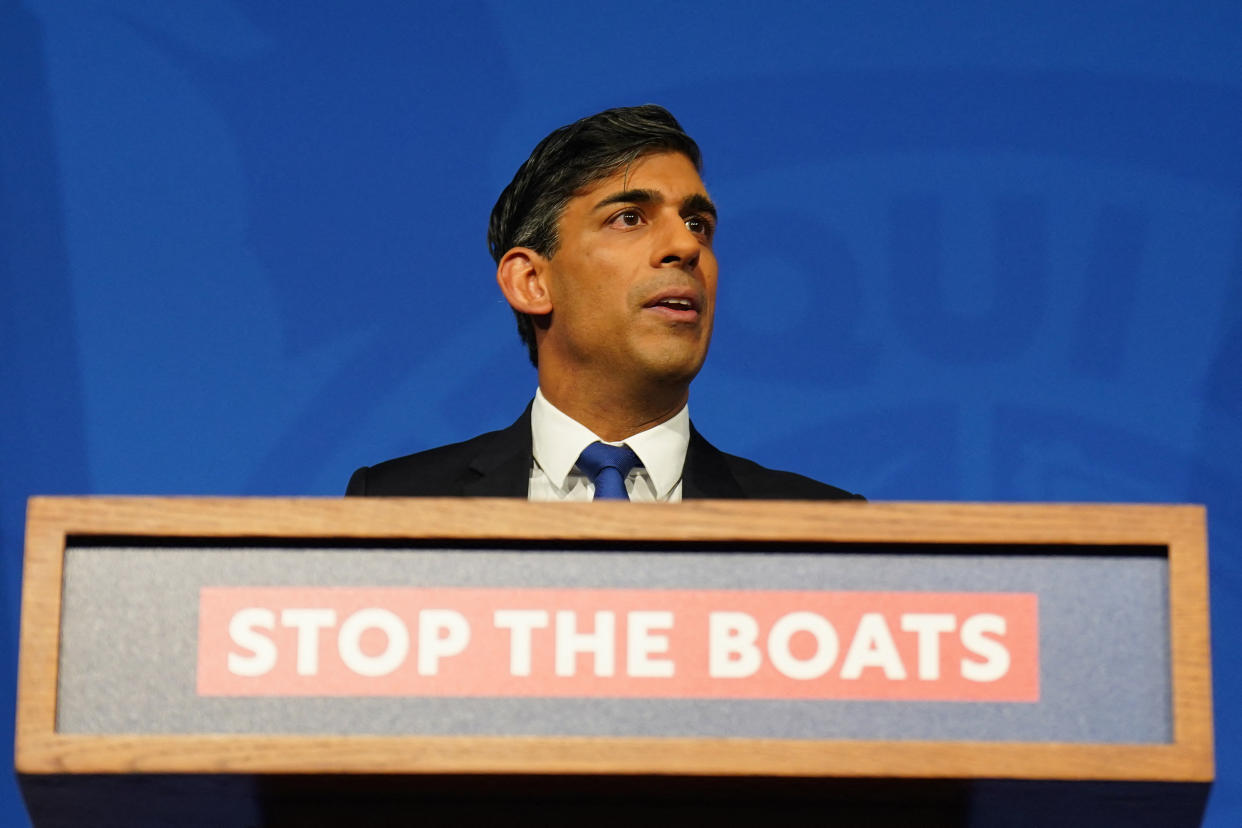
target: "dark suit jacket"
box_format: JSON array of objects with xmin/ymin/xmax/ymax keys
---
[{"xmin": 347, "ymin": 406, "xmax": 861, "ymax": 500}]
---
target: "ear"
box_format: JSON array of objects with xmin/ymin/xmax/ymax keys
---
[{"xmin": 496, "ymin": 247, "xmax": 553, "ymax": 316}]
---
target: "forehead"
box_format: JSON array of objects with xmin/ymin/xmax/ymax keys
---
[{"xmin": 572, "ymin": 151, "xmax": 706, "ymax": 204}]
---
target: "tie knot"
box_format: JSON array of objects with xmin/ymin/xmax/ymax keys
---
[{"xmin": 576, "ymin": 442, "xmax": 642, "ymax": 500}]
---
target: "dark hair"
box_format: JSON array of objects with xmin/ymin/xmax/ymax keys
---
[{"xmin": 488, "ymin": 105, "xmax": 703, "ymax": 366}]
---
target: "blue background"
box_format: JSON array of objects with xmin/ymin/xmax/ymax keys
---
[{"xmin": 2, "ymin": 1, "xmax": 1238, "ymax": 823}]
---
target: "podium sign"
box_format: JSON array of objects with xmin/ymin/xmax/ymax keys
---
[{"xmin": 16, "ymin": 498, "xmax": 1213, "ymax": 823}]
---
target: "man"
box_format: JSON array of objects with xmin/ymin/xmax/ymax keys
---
[{"xmin": 347, "ymin": 105, "xmax": 859, "ymax": 501}]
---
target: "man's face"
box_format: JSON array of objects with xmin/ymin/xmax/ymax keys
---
[{"xmin": 538, "ymin": 151, "xmax": 718, "ymax": 392}]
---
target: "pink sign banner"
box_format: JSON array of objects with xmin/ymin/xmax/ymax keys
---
[{"xmin": 198, "ymin": 587, "xmax": 1039, "ymax": 702}]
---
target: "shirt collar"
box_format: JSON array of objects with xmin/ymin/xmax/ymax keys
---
[{"xmin": 530, "ymin": 388, "xmax": 690, "ymax": 500}]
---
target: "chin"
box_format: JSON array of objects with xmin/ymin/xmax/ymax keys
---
[
  {"xmin": 639, "ymin": 351, "xmax": 708, "ymax": 386},
  {"xmin": 627, "ymin": 330, "xmax": 710, "ymax": 383}
]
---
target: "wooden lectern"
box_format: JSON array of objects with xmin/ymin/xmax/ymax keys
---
[{"xmin": 16, "ymin": 498, "xmax": 1213, "ymax": 826}]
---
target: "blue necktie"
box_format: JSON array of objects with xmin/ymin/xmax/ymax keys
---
[{"xmin": 576, "ymin": 442, "xmax": 641, "ymax": 500}]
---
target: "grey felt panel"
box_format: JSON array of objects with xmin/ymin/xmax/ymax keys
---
[{"xmin": 56, "ymin": 544, "xmax": 1169, "ymax": 743}]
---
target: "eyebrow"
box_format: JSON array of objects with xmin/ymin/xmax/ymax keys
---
[
  {"xmin": 594, "ymin": 188, "xmax": 718, "ymax": 219},
  {"xmin": 683, "ymin": 193, "xmax": 718, "ymax": 220}
]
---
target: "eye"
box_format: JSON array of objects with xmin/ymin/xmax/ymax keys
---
[
  {"xmin": 608, "ymin": 208, "xmax": 645, "ymax": 229},
  {"xmin": 685, "ymin": 215, "xmax": 715, "ymax": 240}
]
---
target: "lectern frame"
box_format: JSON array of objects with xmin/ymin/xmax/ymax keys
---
[{"xmin": 16, "ymin": 497, "xmax": 1212, "ymax": 783}]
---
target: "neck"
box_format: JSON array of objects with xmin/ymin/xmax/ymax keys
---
[{"xmin": 538, "ymin": 373, "xmax": 688, "ymax": 442}]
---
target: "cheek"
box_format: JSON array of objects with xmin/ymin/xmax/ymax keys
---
[
  {"xmin": 701, "ymin": 269, "xmax": 719, "ymax": 306},
  {"xmin": 578, "ymin": 253, "xmax": 631, "ymax": 301}
]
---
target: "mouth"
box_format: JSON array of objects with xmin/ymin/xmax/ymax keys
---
[{"xmin": 644, "ymin": 291, "xmax": 702, "ymax": 321}]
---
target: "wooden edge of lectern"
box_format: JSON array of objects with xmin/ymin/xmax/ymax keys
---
[{"xmin": 15, "ymin": 497, "xmax": 1214, "ymax": 783}]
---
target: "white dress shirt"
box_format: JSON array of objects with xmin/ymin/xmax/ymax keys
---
[{"xmin": 528, "ymin": 388, "xmax": 689, "ymax": 502}]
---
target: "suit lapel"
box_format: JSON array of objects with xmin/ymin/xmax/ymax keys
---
[
  {"xmin": 461, "ymin": 404, "xmax": 533, "ymax": 497},
  {"xmin": 682, "ymin": 424, "xmax": 745, "ymax": 499}
]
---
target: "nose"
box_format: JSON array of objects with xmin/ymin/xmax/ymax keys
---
[{"xmin": 654, "ymin": 215, "xmax": 701, "ymax": 271}]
